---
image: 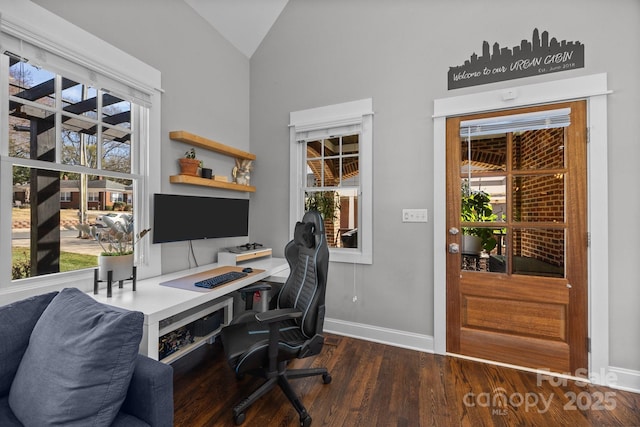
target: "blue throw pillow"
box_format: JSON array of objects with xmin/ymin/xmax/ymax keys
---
[
  {"xmin": 0, "ymin": 292, "xmax": 57, "ymax": 397},
  {"xmin": 8, "ymin": 288, "xmax": 143, "ymax": 427}
]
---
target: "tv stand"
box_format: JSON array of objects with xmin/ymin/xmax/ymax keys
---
[{"xmin": 90, "ymin": 257, "xmax": 288, "ymax": 362}]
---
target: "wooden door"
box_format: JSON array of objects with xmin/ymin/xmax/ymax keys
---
[{"xmin": 445, "ymin": 101, "xmax": 588, "ymax": 375}]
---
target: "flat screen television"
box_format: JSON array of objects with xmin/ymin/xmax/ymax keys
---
[{"xmin": 152, "ymin": 194, "xmax": 249, "ymax": 243}]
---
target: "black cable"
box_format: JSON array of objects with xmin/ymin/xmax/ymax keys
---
[{"xmin": 188, "ymin": 240, "xmax": 199, "ymax": 268}]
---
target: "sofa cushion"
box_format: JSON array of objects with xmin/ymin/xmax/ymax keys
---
[
  {"xmin": 8, "ymin": 287, "xmax": 144, "ymax": 427},
  {"xmin": 0, "ymin": 396, "xmax": 23, "ymax": 427},
  {"xmin": 0, "ymin": 292, "xmax": 57, "ymax": 397}
]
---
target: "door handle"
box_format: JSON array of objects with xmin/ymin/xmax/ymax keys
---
[{"xmin": 448, "ymin": 243, "xmax": 460, "ymax": 254}]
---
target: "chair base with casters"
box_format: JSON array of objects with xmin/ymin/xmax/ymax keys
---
[
  {"xmin": 221, "ymin": 210, "xmax": 331, "ymax": 426},
  {"xmin": 230, "ymin": 318, "xmax": 332, "ymax": 426},
  {"xmin": 224, "ymin": 308, "xmax": 332, "ymax": 426}
]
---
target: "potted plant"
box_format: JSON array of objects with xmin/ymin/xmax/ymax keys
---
[
  {"xmin": 179, "ymin": 148, "xmax": 200, "ymax": 176},
  {"xmin": 305, "ymin": 191, "xmax": 339, "ymax": 221},
  {"xmin": 77, "ymin": 216, "xmax": 150, "ymax": 281},
  {"xmin": 461, "ymin": 182, "xmax": 497, "ymax": 254}
]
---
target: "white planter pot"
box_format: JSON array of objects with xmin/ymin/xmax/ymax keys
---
[
  {"xmin": 98, "ymin": 253, "xmax": 134, "ymax": 282},
  {"xmin": 462, "ymin": 235, "xmax": 482, "ymax": 255}
]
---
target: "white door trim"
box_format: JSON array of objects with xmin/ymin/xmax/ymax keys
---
[{"xmin": 432, "ymin": 73, "xmax": 610, "ymax": 384}]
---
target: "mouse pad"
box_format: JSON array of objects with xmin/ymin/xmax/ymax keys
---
[{"xmin": 159, "ymin": 266, "xmax": 264, "ymax": 293}]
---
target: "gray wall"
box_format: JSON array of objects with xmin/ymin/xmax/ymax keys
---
[
  {"xmin": 34, "ymin": 0, "xmax": 252, "ymax": 272},
  {"xmin": 35, "ymin": 0, "xmax": 640, "ymax": 373},
  {"xmin": 249, "ymin": 0, "xmax": 640, "ymax": 371}
]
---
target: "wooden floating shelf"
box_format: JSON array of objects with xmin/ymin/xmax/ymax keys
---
[
  {"xmin": 169, "ymin": 174, "xmax": 256, "ymax": 193},
  {"xmin": 169, "ymin": 130, "xmax": 255, "ymax": 161}
]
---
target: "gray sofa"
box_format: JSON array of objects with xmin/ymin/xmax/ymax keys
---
[{"xmin": 0, "ymin": 288, "xmax": 174, "ymax": 427}]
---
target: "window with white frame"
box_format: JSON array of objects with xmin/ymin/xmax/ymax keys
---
[
  {"xmin": 0, "ymin": 2, "xmax": 161, "ymax": 288},
  {"xmin": 290, "ymin": 99, "xmax": 373, "ymax": 264},
  {"xmin": 111, "ymin": 192, "xmax": 124, "ymax": 203}
]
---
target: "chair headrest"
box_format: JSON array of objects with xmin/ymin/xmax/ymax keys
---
[
  {"xmin": 293, "ymin": 210, "xmax": 325, "ymax": 248},
  {"xmin": 294, "ymin": 221, "xmax": 315, "ymax": 248}
]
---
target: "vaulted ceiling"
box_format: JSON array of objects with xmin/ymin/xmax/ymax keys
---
[{"xmin": 183, "ymin": 0, "xmax": 289, "ymax": 58}]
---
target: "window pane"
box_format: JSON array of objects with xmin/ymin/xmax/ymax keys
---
[
  {"xmin": 461, "ymin": 133, "xmax": 507, "ymax": 173},
  {"xmin": 61, "ymin": 115, "xmax": 97, "ymax": 166},
  {"xmin": 62, "ymin": 79, "xmax": 98, "ymax": 118},
  {"xmin": 102, "ymin": 132, "xmax": 132, "ymax": 173},
  {"xmin": 342, "ymin": 134, "xmax": 359, "ymax": 155},
  {"xmin": 305, "ymin": 190, "xmax": 341, "ymax": 248},
  {"xmin": 9, "ymin": 60, "xmax": 56, "ymax": 107},
  {"xmin": 9, "ymin": 104, "xmax": 55, "ymax": 160},
  {"xmin": 513, "ymin": 174, "xmax": 564, "ymax": 223},
  {"xmin": 306, "ymin": 139, "xmax": 323, "ymax": 160},
  {"xmin": 512, "ymin": 128, "xmax": 565, "ymax": 171},
  {"xmin": 103, "ymin": 94, "xmax": 131, "ymax": 130},
  {"xmin": 322, "ymin": 137, "xmax": 339, "ymax": 156},
  {"xmin": 306, "ymin": 160, "xmax": 323, "ymax": 187},
  {"xmin": 11, "ymin": 166, "xmax": 135, "ymax": 280},
  {"xmin": 511, "ymin": 228, "xmax": 565, "ymax": 278},
  {"xmin": 323, "ymin": 157, "xmax": 340, "ymax": 186},
  {"xmin": 342, "ymin": 156, "xmax": 359, "ymax": 186}
]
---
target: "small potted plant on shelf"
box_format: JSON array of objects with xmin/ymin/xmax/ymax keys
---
[
  {"xmin": 179, "ymin": 148, "xmax": 201, "ymax": 176},
  {"xmin": 77, "ymin": 216, "xmax": 150, "ymax": 281}
]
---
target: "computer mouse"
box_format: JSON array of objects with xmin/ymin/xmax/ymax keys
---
[{"xmin": 242, "ymin": 267, "xmax": 253, "ymax": 273}]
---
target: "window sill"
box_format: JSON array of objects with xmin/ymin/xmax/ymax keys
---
[{"xmin": 329, "ymin": 248, "xmax": 372, "ymax": 265}]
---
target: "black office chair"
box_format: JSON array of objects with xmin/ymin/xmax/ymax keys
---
[{"xmin": 220, "ymin": 210, "xmax": 331, "ymax": 427}]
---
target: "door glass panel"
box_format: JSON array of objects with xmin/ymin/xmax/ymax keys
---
[
  {"xmin": 513, "ymin": 175, "xmax": 565, "ymax": 222},
  {"xmin": 461, "ymin": 133, "xmax": 507, "ymax": 173},
  {"xmin": 462, "ymin": 177, "xmax": 507, "ymax": 223},
  {"xmin": 461, "ymin": 227, "xmax": 505, "ymax": 272},
  {"xmin": 512, "ymin": 128, "xmax": 565, "ymax": 170},
  {"xmin": 511, "ymin": 228, "xmax": 565, "ymax": 278}
]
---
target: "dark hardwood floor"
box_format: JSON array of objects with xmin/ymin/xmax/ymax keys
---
[{"xmin": 172, "ymin": 334, "xmax": 640, "ymax": 426}]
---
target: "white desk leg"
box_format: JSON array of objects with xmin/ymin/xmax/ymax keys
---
[
  {"xmin": 145, "ymin": 322, "xmax": 160, "ymax": 360},
  {"xmin": 223, "ymin": 297, "xmax": 233, "ymax": 325}
]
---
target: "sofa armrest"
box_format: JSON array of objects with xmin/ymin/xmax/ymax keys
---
[{"xmin": 120, "ymin": 354, "xmax": 173, "ymax": 427}]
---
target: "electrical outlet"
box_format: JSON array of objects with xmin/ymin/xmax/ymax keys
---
[{"xmin": 402, "ymin": 208, "xmax": 428, "ymax": 223}]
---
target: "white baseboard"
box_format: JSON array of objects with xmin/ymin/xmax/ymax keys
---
[
  {"xmin": 324, "ymin": 317, "xmax": 434, "ymax": 353},
  {"xmin": 608, "ymin": 366, "xmax": 640, "ymax": 394}
]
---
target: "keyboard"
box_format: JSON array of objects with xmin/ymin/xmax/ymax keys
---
[{"xmin": 194, "ymin": 270, "xmax": 248, "ymax": 289}]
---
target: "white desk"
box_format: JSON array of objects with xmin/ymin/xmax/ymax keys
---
[{"xmin": 91, "ymin": 257, "xmax": 288, "ymax": 362}]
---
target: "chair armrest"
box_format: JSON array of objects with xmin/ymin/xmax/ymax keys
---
[
  {"xmin": 255, "ymin": 308, "xmax": 302, "ymax": 324},
  {"xmin": 120, "ymin": 354, "xmax": 174, "ymax": 427}
]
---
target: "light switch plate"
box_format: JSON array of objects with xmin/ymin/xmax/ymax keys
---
[{"xmin": 402, "ymin": 208, "xmax": 428, "ymax": 223}]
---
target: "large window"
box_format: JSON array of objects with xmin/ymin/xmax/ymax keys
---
[
  {"xmin": 290, "ymin": 99, "xmax": 373, "ymax": 264},
  {"xmin": 0, "ymin": 1, "xmax": 162, "ymax": 290},
  {"xmin": 5, "ymin": 56, "xmax": 140, "ymax": 280}
]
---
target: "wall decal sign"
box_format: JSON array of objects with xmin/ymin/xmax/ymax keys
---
[{"xmin": 448, "ymin": 28, "xmax": 584, "ymax": 90}]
